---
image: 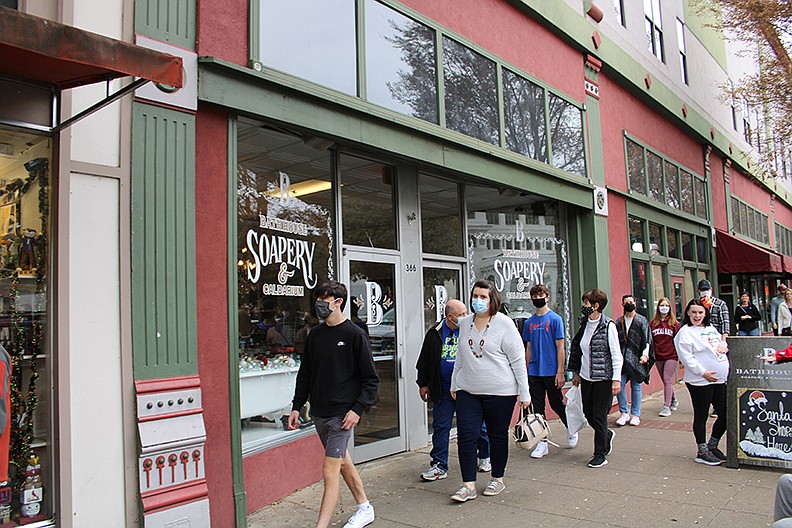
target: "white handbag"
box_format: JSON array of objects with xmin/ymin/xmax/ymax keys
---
[{"xmin": 513, "ymin": 404, "xmax": 551, "ymax": 451}]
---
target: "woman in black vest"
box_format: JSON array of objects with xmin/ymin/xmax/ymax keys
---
[{"xmin": 568, "ymin": 289, "xmax": 624, "ymax": 468}]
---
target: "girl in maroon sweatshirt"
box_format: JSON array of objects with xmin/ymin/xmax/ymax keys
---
[{"xmin": 650, "ymin": 297, "xmax": 681, "ymax": 417}]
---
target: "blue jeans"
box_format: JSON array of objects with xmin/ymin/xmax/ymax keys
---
[
  {"xmin": 738, "ymin": 328, "xmax": 760, "ymax": 336},
  {"xmin": 431, "ymin": 390, "xmax": 489, "ymax": 471},
  {"xmin": 455, "ymin": 390, "xmax": 515, "ymax": 482},
  {"xmin": 617, "ymin": 373, "xmax": 642, "ymax": 417}
]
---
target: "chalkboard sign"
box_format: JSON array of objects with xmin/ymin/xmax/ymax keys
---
[{"xmin": 727, "ymin": 336, "xmax": 792, "ymax": 469}]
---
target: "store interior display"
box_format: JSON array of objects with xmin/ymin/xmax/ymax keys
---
[{"xmin": 0, "ymin": 129, "xmax": 52, "ymax": 526}]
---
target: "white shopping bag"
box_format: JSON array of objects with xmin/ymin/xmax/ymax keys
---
[{"xmin": 565, "ymin": 385, "xmax": 587, "ymax": 434}]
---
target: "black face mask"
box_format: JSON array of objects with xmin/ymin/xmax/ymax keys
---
[
  {"xmin": 531, "ymin": 298, "xmax": 547, "ymax": 308},
  {"xmin": 315, "ymin": 300, "xmax": 334, "ymax": 319},
  {"xmin": 581, "ymin": 305, "xmax": 594, "ymax": 317},
  {"xmin": 624, "ymin": 303, "xmax": 636, "ymax": 313}
]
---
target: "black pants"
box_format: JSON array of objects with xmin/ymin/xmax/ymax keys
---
[
  {"xmin": 528, "ymin": 375, "xmax": 567, "ymax": 427},
  {"xmin": 455, "ymin": 390, "xmax": 516, "ymax": 482},
  {"xmin": 686, "ymin": 383, "xmax": 727, "ymax": 444},
  {"xmin": 580, "ymin": 378, "xmax": 613, "ymax": 457}
]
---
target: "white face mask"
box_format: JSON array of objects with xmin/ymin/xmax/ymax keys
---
[
  {"xmin": 699, "ymin": 290, "xmax": 712, "ymax": 299},
  {"xmin": 659, "ymin": 306, "xmax": 670, "ymax": 315}
]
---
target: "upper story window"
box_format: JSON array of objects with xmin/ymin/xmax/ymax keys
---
[
  {"xmin": 614, "ymin": 0, "xmax": 625, "ymax": 26},
  {"xmin": 732, "ymin": 196, "xmax": 769, "ymax": 245},
  {"xmin": 676, "ymin": 19, "xmax": 688, "ymax": 85},
  {"xmin": 743, "ymin": 100, "xmax": 753, "ymax": 145},
  {"xmin": 644, "ymin": 0, "xmax": 664, "ymax": 62}
]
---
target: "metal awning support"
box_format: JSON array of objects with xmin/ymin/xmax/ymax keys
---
[{"xmin": 52, "ymin": 78, "xmax": 149, "ymax": 133}]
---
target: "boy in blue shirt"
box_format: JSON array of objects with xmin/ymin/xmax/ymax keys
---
[{"xmin": 521, "ymin": 284, "xmax": 577, "ymax": 458}]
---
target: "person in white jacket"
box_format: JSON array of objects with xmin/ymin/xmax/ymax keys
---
[
  {"xmin": 778, "ymin": 289, "xmax": 792, "ymax": 336},
  {"xmin": 674, "ymin": 298, "xmax": 730, "ymax": 466}
]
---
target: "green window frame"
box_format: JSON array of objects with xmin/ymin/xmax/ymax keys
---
[
  {"xmin": 730, "ymin": 195, "xmax": 770, "ymax": 246},
  {"xmin": 775, "ymin": 222, "xmax": 792, "ymax": 256}
]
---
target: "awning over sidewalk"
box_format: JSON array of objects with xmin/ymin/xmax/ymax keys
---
[
  {"xmin": 0, "ymin": 7, "xmax": 182, "ymax": 89},
  {"xmin": 784, "ymin": 256, "xmax": 792, "ymax": 275},
  {"xmin": 715, "ymin": 228, "xmax": 783, "ymax": 274}
]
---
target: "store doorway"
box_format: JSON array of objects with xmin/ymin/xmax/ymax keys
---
[
  {"xmin": 672, "ymin": 275, "xmax": 686, "ymax": 320},
  {"xmin": 342, "ymin": 251, "xmax": 407, "ymax": 462}
]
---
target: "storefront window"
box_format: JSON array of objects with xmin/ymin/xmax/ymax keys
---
[
  {"xmin": 649, "ymin": 223, "xmax": 663, "ymax": 255},
  {"xmin": 665, "ymin": 161, "xmax": 680, "ymax": 209},
  {"xmin": 694, "ymin": 178, "xmax": 707, "ymax": 219},
  {"xmin": 0, "ymin": 128, "xmax": 52, "ymax": 522},
  {"xmin": 260, "ymin": 0, "xmax": 357, "ymax": 95},
  {"xmin": 503, "ymin": 69, "xmax": 547, "ymax": 163},
  {"xmin": 364, "ymin": 0, "xmax": 438, "ymax": 123},
  {"xmin": 667, "ymin": 228, "xmax": 679, "ymax": 259},
  {"xmin": 548, "ymin": 95, "xmax": 585, "ymax": 177},
  {"xmin": 631, "ymin": 260, "xmax": 649, "ymax": 317},
  {"xmin": 652, "ymin": 263, "xmax": 665, "ymax": 312},
  {"xmin": 681, "ymin": 232, "xmax": 694, "ymax": 261},
  {"xmin": 680, "ymin": 170, "xmax": 694, "ymax": 215},
  {"xmin": 465, "ymin": 185, "xmax": 570, "ymax": 337},
  {"xmin": 626, "ymin": 139, "xmax": 646, "ymax": 195},
  {"xmin": 629, "ymin": 216, "xmax": 645, "ymax": 253},
  {"xmin": 696, "ymin": 236, "xmax": 709, "ymax": 264},
  {"xmin": 442, "ymin": 37, "xmax": 499, "ymax": 145},
  {"xmin": 340, "ymin": 155, "xmax": 397, "ymax": 249},
  {"xmin": 419, "ymin": 174, "xmax": 463, "ymax": 256},
  {"xmin": 236, "ymin": 119, "xmax": 334, "ymax": 451},
  {"xmin": 647, "ymin": 151, "xmax": 664, "ymax": 202}
]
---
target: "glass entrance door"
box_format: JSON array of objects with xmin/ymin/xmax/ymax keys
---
[
  {"xmin": 343, "ymin": 251, "xmax": 406, "ymax": 461},
  {"xmin": 672, "ymin": 275, "xmax": 685, "ymax": 320}
]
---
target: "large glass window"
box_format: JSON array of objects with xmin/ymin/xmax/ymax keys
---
[
  {"xmin": 647, "ymin": 151, "xmax": 664, "ymax": 202},
  {"xmin": 503, "ymin": 69, "xmax": 547, "ymax": 163},
  {"xmin": 260, "ymin": 0, "xmax": 357, "ymax": 95},
  {"xmin": 0, "ymin": 128, "xmax": 52, "ymax": 523},
  {"xmin": 631, "ymin": 260, "xmax": 649, "ymax": 317},
  {"xmin": 680, "ymin": 170, "xmax": 694, "ymax": 215},
  {"xmin": 548, "ymin": 95, "xmax": 585, "ymax": 177},
  {"xmin": 465, "ymin": 185, "xmax": 570, "ymax": 334},
  {"xmin": 340, "ymin": 154, "xmax": 397, "ymax": 249},
  {"xmin": 644, "ymin": 0, "xmax": 664, "ymax": 62},
  {"xmin": 626, "ymin": 139, "xmax": 646, "ymax": 195},
  {"xmin": 652, "ymin": 263, "xmax": 666, "ymax": 313},
  {"xmin": 681, "ymin": 232, "xmax": 694, "ymax": 261},
  {"xmin": 676, "ymin": 18, "xmax": 688, "ymax": 84},
  {"xmin": 442, "ymin": 37, "xmax": 499, "ymax": 145},
  {"xmin": 420, "ymin": 174, "xmax": 463, "ymax": 256},
  {"xmin": 364, "ymin": 0, "xmax": 438, "ymax": 123},
  {"xmin": 236, "ymin": 119, "xmax": 334, "ymax": 451},
  {"xmin": 667, "ymin": 228, "xmax": 679, "ymax": 259},
  {"xmin": 629, "ymin": 216, "xmax": 645, "ymax": 253},
  {"xmin": 649, "ymin": 223, "xmax": 664, "ymax": 255},
  {"xmin": 665, "ymin": 160, "xmax": 679, "ymax": 209},
  {"xmin": 693, "ymin": 177, "xmax": 706, "ymax": 219}
]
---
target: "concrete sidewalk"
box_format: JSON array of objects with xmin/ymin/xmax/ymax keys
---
[{"xmin": 249, "ymin": 385, "xmax": 785, "ymax": 527}]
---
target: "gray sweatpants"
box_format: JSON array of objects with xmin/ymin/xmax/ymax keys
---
[{"xmin": 773, "ymin": 474, "xmax": 792, "ymax": 527}]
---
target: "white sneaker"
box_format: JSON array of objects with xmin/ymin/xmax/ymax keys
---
[
  {"xmin": 658, "ymin": 406, "xmax": 671, "ymax": 417},
  {"xmin": 616, "ymin": 413, "xmax": 630, "ymax": 426},
  {"xmin": 477, "ymin": 457, "xmax": 491, "ymax": 472},
  {"xmin": 530, "ymin": 440, "xmax": 549, "ymax": 458},
  {"xmin": 343, "ymin": 505, "xmax": 375, "ymax": 528},
  {"xmin": 629, "ymin": 415, "xmax": 641, "ymax": 426},
  {"xmin": 670, "ymin": 398, "xmax": 679, "ymax": 411},
  {"xmin": 567, "ymin": 430, "xmax": 579, "ymax": 448}
]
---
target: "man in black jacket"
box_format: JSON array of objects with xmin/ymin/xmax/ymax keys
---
[
  {"xmin": 289, "ymin": 281, "xmax": 380, "ymax": 528},
  {"xmin": 416, "ymin": 299, "xmax": 490, "ymax": 481}
]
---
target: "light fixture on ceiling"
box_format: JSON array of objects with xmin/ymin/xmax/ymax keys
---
[
  {"xmin": 265, "ymin": 178, "xmax": 332, "ymax": 199},
  {"xmin": 0, "ymin": 143, "xmax": 13, "ymax": 158}
]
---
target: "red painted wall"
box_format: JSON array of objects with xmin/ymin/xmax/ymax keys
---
[
  {"xmin": 775, "ymin": 200, "xmax": 792, "ymax": 230},
  {"xmin": 400, "ymin": 0, "xmax": 583, "ymax": 101},
  {"xmin": 196, "ymin": 0, "xmax": 248, "ymax": 66},
  {"xmin": 709, "ymin": 152, "xmax": 728, "ymax": 231},
  {"xmin": 730, "ymin": 166, "xmax": 771, "ymax": 213},
  {"xmin": 195, "ymin": 106, "xmax": 234, "ymax": 526}
]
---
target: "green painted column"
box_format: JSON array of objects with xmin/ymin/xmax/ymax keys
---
[{"xmin": 582, "ymin": 56, "xmax": 611, "ymax": 295}]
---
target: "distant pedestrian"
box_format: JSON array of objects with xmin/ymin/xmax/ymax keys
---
[
  {"xmin": 734, "ymin": 291, "xmax": 762, "ymax": 336},
  {"xmin": 697, "ymin": 279, "xmax": 730, "ymax": 339},
  {"xmin": 289, "ymin": 281, "xmax": 380, "ymax": 528},
  {"xmin": 615, "ymin": 294, "xmax": 653, "ymax": 427},
  {"xmin": 415, "ymin": 299, "xmax": 490, "ymax": 482},
  {"xmin": 450, "ymin": 279, "xmax": 531, "ymax": 502},
  {"xmin": 521, "ymin": 284, "xmax": 577, "ymax": 459},
  {"xmin": 673, "ymin": 298, "xmax": 729, "ymax": 466},
  {"xmin": 771, "ymin": 285, "xmax": 788, "ymax": 336},
  {"xmin": 779, "ymin": 289, "xmax": 792, "ymax": 337},
  {"xmin": 650, "ymin": 297, "xmax": 680, "ymax": 417},
  {"xmin": 568, "ymin": 289, "xmax": 623, "ymax": 468}
]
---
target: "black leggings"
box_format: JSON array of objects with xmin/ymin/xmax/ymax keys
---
[{"xmin": 686, "ymin": 383, "xmax": 727, "ymax": 444}]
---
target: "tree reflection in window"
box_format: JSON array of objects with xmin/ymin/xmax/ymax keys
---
[
  {"xmin": 647, "ymin": 151, "xmax": 664, "ymax": 202},
  {"xmin": 503, "ymin": 69, "xmax": 547, "ymax": 163},
  {"xmin": 442, "ymin": 37, "xmax": 499, "ymax": 145},
  {"xmin": 626, "ymin": 139, "xmax": 646, "ymax": 195},
  {"xmin": 548, "ymin": 94, "xmax": 585, "ymax": 177},
  {"xmin": 680, "ymin": 170, "xmax": 694, "ymax": 214},
  {"xmin": 665, "ymin": 160, "xmax": 680, "ymax": 209}
]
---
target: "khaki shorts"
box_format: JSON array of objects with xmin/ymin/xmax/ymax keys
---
[{"xmin": 313, "ymin": 415, "xmax": 352, "ymax": 459}]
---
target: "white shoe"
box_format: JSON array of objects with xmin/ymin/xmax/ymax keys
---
[
  {"xmin": 670, "ymin": 398, "xmax": 679, "ymax": 411},
  {"xmin": 530, "ymin": 440, "xmax": 549, "ymax": 458},
  {"xmin": 658, "ymin": 406, "xmax": 671, "ymax": 417},
  {"xmin": 477, "ymin": 457, "xmax": 491, "ymax": 472},
  {"xmin": 629, "ymin": 415, "xmax": 641, "ymax": 426},
  {"xmin": 343, "ymin": 505, "xmax": 375, "ymax": 528},
  {"xmin": 616, "ymin": 413, "xmax": 630, "ymax": 426},
  {"xmin": 567, "ymin": 430, "xmax": 579, "ymax": 448}
]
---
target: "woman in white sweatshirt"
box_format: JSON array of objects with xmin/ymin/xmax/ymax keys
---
[{"xmin": 674, "ymin": 298, "xmax": 730, "ymax": 466}]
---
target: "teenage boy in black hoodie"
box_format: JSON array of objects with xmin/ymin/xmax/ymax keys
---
[{"xmin": 289, "ymin": 281, "xmax": 380, "ymax": 528}]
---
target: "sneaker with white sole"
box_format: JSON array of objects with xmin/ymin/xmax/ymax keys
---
[
  {"xmin": 420, "ymin": 464, "xmax": 447, "ymax": 481},
  {"xmin": 343, "ymin": 505, "xmax": 375, "ymax": 528},
  {"xmin": 616, "ymin": 413, "xmax": 630, "ymax": 426},
  {"xmin": 482, "ymin": 479, "xmax": 505, "ymax": 496},
  {"xmin": 567, "ymin": 430, "xmax": 579, "ymax": 448},
  {"xmin": 588, "ymin": 454, "xmax": 608, "ymax": 468},
  {"xmin": 670, "ymin": 398, "xmax": 679, "ymax": 411},
  {"xmin": 629, "ymin": 415, "xmax": 641, "ymax": 426},
  {"xmin": 606, "ymin": 428, "xmax": 615, "ymax": 455},
  {"xmin": 530, "ymin": 441, "xmax": 549, "ymax": 458},
  {"xmin": 658, "ymin": 406, "xmax": 671, "ymax": 417},
  {"xmin": 477, "ymin": 457, "xmax": 491, "ymax": 472},
  {"xmin": 695, "ymin": 449, "xmax": 723, "ymax": 466},
  {"xmin": 451, "ymin": 485, "xmax": 477, "ymax": 502}
]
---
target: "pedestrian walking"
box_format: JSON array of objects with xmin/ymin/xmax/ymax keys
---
[
  {"xmin": 771, "ymin": 285, "xmax": 788, "ymax": 336},
  {"xmin": 521, "ymin": 283, "xmax": 577, "ymax": 459},
  {"xmin": 734, "ymin": 291, "xmax": 762, "ymax": 336},
  {"xmin": 415, "ymin": 299, "xmax": 490, "ymax": 482},
  {"xmin": 697, "ymin": 279, "xmax": 730, "ymax": 339},
  {"xmin": 673, "ymin": 298, "xmax": 729, "ymax": 466},
  {"xmin": 568, "ymin": 289, "xmax": 623, "ymax": 468},
  {"xmin": 288, "ymin": 281, "xmax": 380, "ymax": 528},
  {"xmin": 779, "ymin": 288, "xmax": 792, "ymax": 336},
  {"xmin": 449, "ymin": 279, "xmax": 530, "ymax": 502},
  {"xmin": 614, "ymin": 294, "xmax": 653, "ymax": 427},
  {"xmin": 650, "ymin": 297, "xmax": 680, "ymax": 417}
]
